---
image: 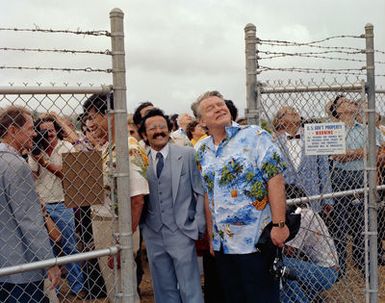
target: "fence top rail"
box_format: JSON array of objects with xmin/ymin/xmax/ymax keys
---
[
  {"xmin": 0, "ymin": 85, "xmax": 112, "ymax": 95},
  {"xmin": 258, "ymin": 83, "xmax": 364, "ymax": 94}
]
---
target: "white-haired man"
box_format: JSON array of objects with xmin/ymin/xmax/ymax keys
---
[{"xmin": 193, "ymin": 91, "xmax": 289, "ymax": 302}]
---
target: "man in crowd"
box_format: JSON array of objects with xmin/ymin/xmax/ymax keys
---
[
  {"xmin": 281, "ymin": 206, "xmax": 339, "ymax": 303},
  {"xmin": 171, "ymin": 113, "xmax": 194, "ymax": 146},
  {"xmin": 133, "ymin": 101, "xmax": 155, "ymax": 130},
  {"xmin": 128, "ymin": 114, "xmax": 141, "ymax": 142},
  {"xmin": 0, "ymin": 106, "xmax": 61, "ymax": 302},
  {"xmin": 83, "ymin": 93, "xmax": 149, "ymax": 302},
  {"xmin": 328, "ymin": 95, "xmax": 382, "ymax": 276},
  {"xmin": 272, "ymin": 106, "xmax": 334, "ymax": 214},
  {"xmin": 29, "ymin": 114, "xmax": 86, "ymax": 298},
  {"xmin": 193, "ymin": 90, "xmax": 289, "ymax": 302},
  {"xmin": 139, "ymin": 108, "xmax": 205, "ymax": 303}
]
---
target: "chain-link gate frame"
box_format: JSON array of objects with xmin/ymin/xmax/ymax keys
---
[
  {"xmin": 245, "ymin": 23, "xmax": 384, "ymax": 303},
  {"xmin": 0, "ymin": 8, "xmax": 135, "ymax": 303}
]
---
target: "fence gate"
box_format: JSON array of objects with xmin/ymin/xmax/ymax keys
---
[
  {"xmin": 0, "ymin": 8, "xmax": 135, "ymax": 303},
  {"xmin": 245, "ymin": 23, "xmax": 385, "ymax": 303}
]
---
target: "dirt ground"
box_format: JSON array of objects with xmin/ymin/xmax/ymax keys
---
[
  {"xmin": 59, "ymin": 260, "xmax": 385, "ymax": 303},
  {"xmin": 58, "ymin": 243, "xmax": 385, "ymax": 303}
]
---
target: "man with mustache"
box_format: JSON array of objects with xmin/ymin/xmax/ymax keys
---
[{"xmin": 139, "ymin": 108, "xmax": 205, "ymax": 303}]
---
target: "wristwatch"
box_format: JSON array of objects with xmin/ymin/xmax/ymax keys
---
[
  {"xmin": 41, "ymin": 159, "xmax": 49, "ymax": 168},
  {"xmin": 272, "ymin": 221, "xmax": 286, "ymax": 228}
]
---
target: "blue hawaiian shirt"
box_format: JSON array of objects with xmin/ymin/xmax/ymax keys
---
[{"xmin": 195, "ymin": 123, "xmax": 286, "ymax": 254}]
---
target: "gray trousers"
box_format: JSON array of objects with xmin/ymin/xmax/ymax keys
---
[{"xmin": 142, "ymin": 224, "xmax": 203, "ymax": 303}]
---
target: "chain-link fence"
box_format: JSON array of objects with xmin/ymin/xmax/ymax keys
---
[
  {"xmin": 245, "ymin": 23, "xmax": 385, "ymax": 303},
  {"xmin": 0, "ymin": 8, "xmax": 137, "ymax": 303}
]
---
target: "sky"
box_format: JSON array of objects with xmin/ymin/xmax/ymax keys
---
[{"xmin": 0, "ymin": 0, "xmax": 384, "ymax": 117}]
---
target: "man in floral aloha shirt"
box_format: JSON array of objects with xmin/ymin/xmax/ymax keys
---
[{"xmin": 193, "ymin": 90, "xmax": 289, "ymax": 303}]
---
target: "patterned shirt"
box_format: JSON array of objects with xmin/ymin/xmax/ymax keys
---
[
  {"xmin": 195, "ymin": 123, "xmax": 286, "ymax": 254},
  {"xmin": 101, "ymin": 136, "xmax": 149, "ymax": 216}
]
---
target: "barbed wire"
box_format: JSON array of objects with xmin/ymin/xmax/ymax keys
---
[
  {"xmin": 259, "ymin": 34, "xmax": 363, "ymax": 46},
  {"xmin": 262, "ymin": 35, "xmax": 364, "ymax": 46},
  {"xmin": 6, "ymin": 82, "xmax": 105, "ymax": 87},
  {"xmin": 0, "ymin": 66, "xmax": 112, "ymax": 73},
  {"xmin": 374, "ymin": 49, "xmax": 385, "ymax": 55},
  {"xmin": 257, "ymin": 50, "xmax": 385, "ymax": 65},
  {"xmin": 259, "ymin": 66, "xmax": 385, "ymax": 77},
  {"xmin": 0, "ymin": 47, "xmax": 111, "ymax": 55},
  {"xmin": 258, "ymin": 66, "xmax": 366, "ymax": 76},
  {"xmin": 0, "ymin": 27, "xmax": 110, "ymax": 37},
  {"xmin": 259, "ymin": 39, "xmax": 365, "ymax": 53},
  {"xmin": 259, "ymin": 49, "xmax": 364, "ymax": 56},
  {"xmin": 259, "ymin": 40, "xmax": 385, "ymax": 59}
]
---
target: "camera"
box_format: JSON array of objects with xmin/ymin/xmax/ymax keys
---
[
  {"xmin": 31, "ymin": 124, "xmax": 50, "ymax": 156},
  {"xmin": 270, "ymin": 250, "xmax": 297, "ymax": 282}
]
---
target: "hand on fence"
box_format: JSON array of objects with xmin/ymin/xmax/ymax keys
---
[
  {"xmin": 33, "ymin": 153, "xmax": 49, "ymax": 168},
  {"xmin": 108, "ymin": 253, "xmax": 121, "ymax": 270},
  {"xmin": 270, "ymin": 225, "xmax": 290, "ymax": 248},
  {"xmin": 322, "ymin": 204, "xmax": 334, "ymax": 217},
  {"xmin": 49, "ymin": 111, "xmax": 79, "ymax": 144},
  {"xmin": 47, "ymin": 265, "xmax": 61, "ymax": 289}
]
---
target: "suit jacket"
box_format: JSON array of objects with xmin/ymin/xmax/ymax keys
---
[
  {"xmin": 0, "ymin": 144, "xmax": 54, "ymax": 284},
  {"xmin": 143, "ymin": 143, "xmax": 206, "ymax": 240},
  {"xmin": 276, "ymin": 132, "xmax": 334, "ymax": 213}
]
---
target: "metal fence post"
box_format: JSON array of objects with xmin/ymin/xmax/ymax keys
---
[
  {"xmin": 244, "ymin": 23, "xmax": 259, "ymax": 125},
  {"xmin": 365, "ymin": 23, "xmax": 378, "ymax": 303},
  {"xmin": 110, "ymin": 8, "xmax": 134, "ymax": 303}
]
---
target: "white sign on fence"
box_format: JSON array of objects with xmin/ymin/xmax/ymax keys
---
[{"xmin": 304, "ymin": 122, "xmax": 346, "ymax": 156}]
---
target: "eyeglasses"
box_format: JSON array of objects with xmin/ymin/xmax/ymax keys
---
[{"xmin": 148, "ymin": 124, "xmax": 168, "ymax": 132}]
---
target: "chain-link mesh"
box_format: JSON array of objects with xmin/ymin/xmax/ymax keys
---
[
  {"xmin": 242, "ymin": 23, "xmax": 385, "ymax": 302},
  {"xmin": 0, "ymin": 89, "xmax": 128, "ymax": 302},
  {"xmin": 0, "ymin": 9, "xmax": 139, "ymax": 302},
  {"xmin": 257, "ymin": 79, "xmax": 385, "ymax": 302}
]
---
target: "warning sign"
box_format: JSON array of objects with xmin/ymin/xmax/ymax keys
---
[{"xmin": 304, "ymin": 122, "xmax": 346, "ymax": 156}]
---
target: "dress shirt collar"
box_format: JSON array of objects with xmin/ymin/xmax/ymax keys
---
[
  {"xmin": 150, "ymin": 143, "xmax": 169, "ymax": 162},
  {"xmin": 0, "ymin": 142, "xmax": 21, "ymax": 156},
  {"xmin": 205, "ymin": 121, "xmax": 242, "ymax": 151}
]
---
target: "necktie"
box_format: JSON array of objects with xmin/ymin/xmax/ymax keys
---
[{"xmin": 156, "ymin": 152, "xmax": 164, "ymax": 178}]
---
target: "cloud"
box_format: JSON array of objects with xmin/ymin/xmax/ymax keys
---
[{"xmin": 0, "ymin": 0, "xmax": 384, "ymax": 116}]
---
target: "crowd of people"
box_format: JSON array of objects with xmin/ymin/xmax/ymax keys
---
[{"xmin": 0, "ymin": 92, "xmax": 384, "ymax": 303}]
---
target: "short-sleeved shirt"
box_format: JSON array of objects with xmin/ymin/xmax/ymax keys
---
[
  {"xmin": 170, "ymin": 129, "xmax": 193, "ymax": 147},
  {"xmin": 29, "ymin": 140, "xmax": 74, "ymax": 203},
  {"xmin": 335, "ymin": 122, "xmax": 382, "ymax": 171},
  {"xmin": 195, "ymin": 123, "xmax": 286, "ymax": 254},
  {"xmin": 102, "ymin": 136, "xmax": 149, "ymax": 201},
  {"xmin": 286, "ymin": 208, "xmax": 338, "ymax": 268}
]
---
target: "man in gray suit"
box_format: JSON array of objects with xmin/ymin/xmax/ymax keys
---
[
  {"xmin": 0, "ymin": 106, "xmax": 61, "ymax": 302},
  {"xmin": 139, "ymin": 108, "xmax": 205, "ymax": 303}
]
